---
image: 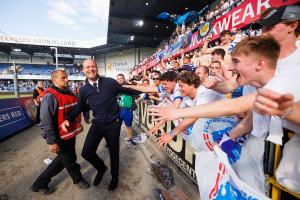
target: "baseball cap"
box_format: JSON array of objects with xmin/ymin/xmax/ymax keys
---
[
  {"xmin": 251, "ymin": 5, "xmax": 300, "ymax": 30},
  {"xmin": 177, "ymin": 65, "xmax": 196, "ymax": 73}
]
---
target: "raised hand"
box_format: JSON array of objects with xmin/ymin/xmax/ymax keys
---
[{"xmin": 202, "ymin": 76, "xmax": 220, "ymax": 89}]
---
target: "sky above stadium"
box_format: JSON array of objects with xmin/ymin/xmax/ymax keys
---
[{"xmin": 0, "ymin": 0, "xmax": 109, "ymax": 46}]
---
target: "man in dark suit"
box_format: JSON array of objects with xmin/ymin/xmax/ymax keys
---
[{"xmin": 61, "ymin": 59, "xmax": 140, "ymax": 191}]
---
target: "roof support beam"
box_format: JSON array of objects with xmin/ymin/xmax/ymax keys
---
[{"xmin": 110, "ymin": 12, "xmax": 171, "ymax": 25}]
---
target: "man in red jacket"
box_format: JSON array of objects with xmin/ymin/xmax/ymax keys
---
[{"xmin": 31, "ymin": 69, "xmax": 89, "ymax": 195}]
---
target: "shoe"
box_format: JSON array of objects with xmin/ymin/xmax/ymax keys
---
[
  {"xmin": 93, "ymin": 166, "xmax": 107, "ymax": 186},
  {"xmin": 127, "ymin": 138, "xmax": 137, "ymax": 146},
  {"xmin": 30, "ymin": 185, "xmax": 55, "ymax": 195},
  {"xmin": 108, "ymin": 177, "xmax": 118, "ymax": 191},
  {"xmin": 76, "ymin": 178, "xmax": 90, "ymax": 189}
]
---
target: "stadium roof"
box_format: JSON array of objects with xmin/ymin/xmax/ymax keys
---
[
  {"xmin": 0, "ymin": 0, "xmax": 214, "ymax": 56},
  {"xmin": 93, "ymin": 0, "xmax": 214, "ymax": 54}
]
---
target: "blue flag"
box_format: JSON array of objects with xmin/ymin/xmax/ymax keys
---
[
  {"xmin": 157, "ymin": 12, "xmax": 170, "ymax": 20},
  {"xmin": 175, "ymin": 11, "xmax": 193, "ymax": 25}
]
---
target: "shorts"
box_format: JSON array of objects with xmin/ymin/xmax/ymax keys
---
[{"xmin": 119, "ymin": 108, "xmax": 133, "ymax": 127}]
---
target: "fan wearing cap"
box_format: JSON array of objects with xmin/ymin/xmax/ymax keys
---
[
  {"xmin": 177, "ymin": 56, "xmax": 196, "ymax": 73},
  {"xmin": 251, "ymin": 4, "xmax": 300, "ymax": 194},
  {"xmin": 250, "ymin": 4, "xmax": 300, "ymax": 112}
]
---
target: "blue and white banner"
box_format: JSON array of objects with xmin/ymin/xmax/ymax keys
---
[{"xmin": 0, "ymin": 97, "xmax": 35, "ymax": 140}]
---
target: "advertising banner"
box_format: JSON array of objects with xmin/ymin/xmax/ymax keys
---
[
  {"xmin": 137, "ymin": 0, "xmax": 298, "ymax": 71},
  {"xmin": 0, "ymin": 97, "xmax": 36, "ymax": 140},
  {"xmin": 185, "ymin": 0, "xmax": 299, "ymax": 52},
  {"xmin": 134, "ymin": 100, "xmax": 197, "ymax": 182}
]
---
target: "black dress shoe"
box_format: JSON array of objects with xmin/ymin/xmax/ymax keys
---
[
  {"xmin": 76, "ymin": 178, "xmax": 90, "ymax": 189},
  {"xmin": 108, "ymin": 177, "xmax": 118, "ymax": 191},
  {"xmin": 93, "ymin": 166, "xmax": 107, "ymax": 186},
  {"xmin": 30, "ymin": 185, "xmax": 55, "ymax": 195}
]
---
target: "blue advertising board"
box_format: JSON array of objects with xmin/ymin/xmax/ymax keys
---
[{"xmin": 0, "ymin": 97, "xmax": 36, "ymax": 140}]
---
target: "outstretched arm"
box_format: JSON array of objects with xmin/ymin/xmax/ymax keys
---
[
  {"xmin": 123, "ymin": 84, "xmax": 158, "ymax": 93},
  {"xmin": 149, "ymin": 93, "xmax": 256, "ymax": 121},
  {"xmin": 228, "ymin": 111, "xmax": 253, "ymax": 140},
  {"xmin": 66, "ymin": 88, "xmax": 86, "ymax": 122},
  {"xmin": 157, "ymin": 117, "xmax": 198, "ymax": 147}
]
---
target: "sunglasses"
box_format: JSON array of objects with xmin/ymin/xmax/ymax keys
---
[{"xmin": 152, "ymin": 78, "xmax": 160, "ymax": 80}]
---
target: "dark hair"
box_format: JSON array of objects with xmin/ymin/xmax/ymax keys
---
[
  {"xmin": 211, "ymin": 48, "xmax": 226, "ymax": 59},
  {"xmin": 220, "ymin": 30, "xmax": 230, "ymax": 37},
  {"xmin": 177, "ymin": 71, "xmax": 200, "ymax": 88},
  {"xmin": 159, "ymin": 71, "xmax": 177, "ymax": 82},
  {"xmin": 142, "ymin": 79, "xmax": 150, "ymax": 84},
  {"xmin": 151, "ymin": 70, "xmax": 161, "ymax": 75},
  {"xmin": 231, "ymin": 35, "xmax": 280, "ymax": 68},
  {"xmin": 117, "ymin": 73, "xmax": 125, "ymax": 78},
  {"xmin": 210, "ymin": 60, "xmax": 222, "ymax": 66},
  {"xmin": 174, "ymin": 61, "xmax": 180, "ymax": 65},
  {"xmin": 196, "ymin": 66, "xmax": 209, "ymax": 74}
]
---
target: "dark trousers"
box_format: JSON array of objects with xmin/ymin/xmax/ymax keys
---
[
  {"xmin": 33, "ymin": 137, "xmax": 82, "ymax": 188},
  {"xmin": 81, "ymin": 119, "xmax": 121, "ymax": 178},
  {"xmin": 35, "ymin": 106, "xmax": 41, "ymax": 123},
  {"xmin": 83, "ymin": 110, "xmax": 90, "ymax": 122}
]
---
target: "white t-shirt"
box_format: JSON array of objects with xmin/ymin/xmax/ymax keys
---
[
  {"xmin": 188, "ymin": 86, "xmax": 225, "ymax": 150},
  {"xmin": 296, "ymin": 40, "xmax": 300, "ymax": 48},
  {"xmin": 182, "ymin": 86, "xmax": 224, "ymax": 107},
  {"xmin": 221, "ymin": 2, "xmax": 230, "ymax": 13},
  {"xmin": 242, "ymin": 84, "xmax": 257, "ymax": 95},
  {"xmin": 252, "ymin": 46, "xmax": 300, "ymax": 138},
  {"xmin": 242, "ymin": 85, "xmax": 270, "ymax": 138}
]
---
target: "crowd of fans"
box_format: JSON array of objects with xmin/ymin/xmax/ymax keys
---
[
  {"xmin": 132, "ymin": 0, "xmax": 247, "ymax": 74},
  {"xmin": 125, "ymin": 3, "xmax": 300, "ymax": 199},
  {"xmin": 0, "ymin": 63, "xmax": 84, "ymax": 76},
  {"xmin": 0, "ymin": 79, "xmax": 84, "ymax": 93}
]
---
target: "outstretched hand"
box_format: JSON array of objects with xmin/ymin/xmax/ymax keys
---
[
  {"xmin": 61, "ymin": 120, "xmax": 70, "ymax": 132},
  {"xmin": 254, "ymin": 88, "xmax": 294, "ymax": 117},
  {"xmin": 148, "ymin": 126, "xmax": 159, "ymax": 135},
  {"xmin": 156, "ymin": 132, "xmax": 174, "ymax": 148},
  {"xmin": 148, "ymin": 99, "xmax": 179, "ymax": 121}
]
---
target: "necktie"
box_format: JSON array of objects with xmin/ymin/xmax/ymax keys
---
[{"xmin": 93, "ymin": 82, "xmax": 99, "ymax": 92}]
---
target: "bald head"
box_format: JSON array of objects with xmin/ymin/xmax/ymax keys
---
[{"xmin": 51, "ymin": 69, "xmax": 69, "ymax": 89}]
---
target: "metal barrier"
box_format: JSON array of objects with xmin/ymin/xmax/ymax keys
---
[{"xmin": 267, "ymin": 130, "xmax": 300, "ymax": 199}]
